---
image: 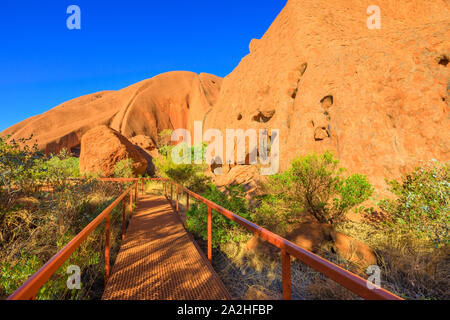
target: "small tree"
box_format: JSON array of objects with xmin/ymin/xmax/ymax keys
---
[
  {"xmin": 113, "ymin": 158, "xmax": 134, "ymax": 178},
  {"xmin": 154, "ymin": 142, "xmax": 210, "ymax": 193},
  {"xmin": 259, "ymin": 151, "xmax": 374, "ymax": 225},
  {"xmin": 379, "ymin": 161, "xmax": 449, "ymax": 246},
  {"xmin": 186, "ymin": 184, "xmax": 250, "ymax": 247}
]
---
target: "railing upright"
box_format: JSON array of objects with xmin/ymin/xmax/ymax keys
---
[
  {"xmin": 105, "ymin": 213, "xmax": 111, "ymax": 286},
  {"xmin": 207, "ymin": 206, "xmax": 212, "ymax": 263},
  {"xmin": 281, "ymin": 249, "xmax": 292, "ymax": 300},
  {"xmin": 135, "ymin": 182, "xmax": 138, "ymax": 201},
  {"xmin": 129, "ymin": 188, "xmax": 133, "ymax": 213},
  {"xmin": 176, "ymin": 184, "xmax": 179, "ymax": 214},
  {"xmin": 186, "ymin": 193, "xmax": 190, "ymax": 214},
  {"xmin": 122, "ymin": 197, "xmax": 126, "ymax": 240}
]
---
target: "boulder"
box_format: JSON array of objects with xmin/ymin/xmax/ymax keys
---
[
  {"xmin": 130, "ymin": 135, "xmax": 157, "ymax": 176},
  {"xmin": 330, "ymin": 231, "xmax": 378, "ymax": 270},
  {"xmin": 79, "ymin": 126, "xmax": 147, "ymax": 177},
  {"xmin": 286, "ymin": 222, "xmax": 334, "ymax": 253},
  {"xmin": 245, "ymin": 236, "xmax": 278, "ymax": 257}
]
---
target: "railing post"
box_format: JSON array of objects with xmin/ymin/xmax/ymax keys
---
[
  {"xmin": 122, "ymin": 197, "xmax": 126, "ymax": 240},
  {"xmin": 186, "ymin": 193, "xmax": 190, "ymax": 214},
  {"xmin": 135, "ymin": 181, "xmax": 138, "ymax": 201},
  {"xmin": 176, "ymin": 184, "xmax": 179, "ymax": 214},
  {"xmin": 105, "ymin": 213, "xmax": 111, "ymax": 286},
  {"xmin": 141, "ymin": 179, "xmax": 144, "ymax": 195},
  {"xmin": 281, "ymin": 249, "xmax": 292, "ymax": 300},
  {"xmin": 207, "ymin": 206, "xmax": 212, "ymax": 263},
  {"xmin": 129, "ymin": 189, "xmax": 133, "ymax": 213},
  {"xmin": 170, "ymin": 183, "xmax": 173, "ymax": 204}
]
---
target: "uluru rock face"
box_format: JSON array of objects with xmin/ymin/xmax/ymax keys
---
[
  {"xmin": 2, "ymin": 0, "xmax": 449, "ymax": 190},
  {"xmin": 2, "ymin": 71, "xmax": 222, "ymax": 154},
  {"xmin": 204, "ymin": 0, "xmax": 450, "ymax": 191},
  {"xmin": 79, "ymin": 126, "xmax": 148, "ymax": 177}
]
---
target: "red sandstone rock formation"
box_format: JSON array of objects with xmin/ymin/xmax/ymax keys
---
[
  {"xmin": 2, "ymin": 0, "xmax": 449, "ymax": 192},
  {"xmin": 79, "ymin": 126, "xmax": 147, "ymax": 177},
  {"xmin": 204, "ymin": 0, "xmax": 450, "ymax": 192},
  {"xmin": 2, "ymin": 71, "xmax": 222, "ymax": 154}
]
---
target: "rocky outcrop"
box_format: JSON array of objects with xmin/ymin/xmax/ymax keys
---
[
  {"xmin": 2, "ymin": 0, "xmax": 449, "ymax": 194},
  {"xmin": 2, "ymin": 72, "xmax": 222, "ymax": 154},
  {"xmin": 246, "ymin": 222, "xmax": 377, "ymax": 270},
  {"xmin": 286, "ymin": 222, "xmax": 334, "ymax": 253},
  {"xmin": 129, "ymin": 135, "xmax": 158, "ymax": 176},
  {"xmin": 205, "ymin": 0, "xmax": 450, "ymax": 192},
  {"xmin": 330, "ymin": 231, "xmax": 378, "ymax": 270},
  {"xmin": 79, "ymin": 126, "xmax": 147, "ymax": 177}
]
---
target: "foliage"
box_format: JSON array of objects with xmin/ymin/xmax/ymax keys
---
[
  {"xmin": 0, "ymin": 136, "xmax": 124, "ymax": 299},
  {"xmin": 113, "ymin": 158, "xmax": 134, "ymax": 178},
  {"xmin": 157, "ymin": 129, "xmax": 173, "ymax": 155},
  {"xmin": 256, "ymin": 151, "xmax": 374, "ymax": 226},
  {"xmin": 155, "ymin": 142, "xmax": 210, "ymax": 193},
  {"xmin": 186, "ymin": 184, "xmax": 250, "ymax": 247},
  {"xmin": 0, "ymin": 135, "xmax": 44, "ymax": 195},
  {"xmin": 379, "ymin": 161, "xmax": 449, "ymax": 247},
  {"xmin": 0, "ymin": 251, "xmax": 41, "ymax": 295}
]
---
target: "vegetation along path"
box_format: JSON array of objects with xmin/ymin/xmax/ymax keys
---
[{"xmin": 102, "ymin": 194, "xmax": 230, "ymax": 300}]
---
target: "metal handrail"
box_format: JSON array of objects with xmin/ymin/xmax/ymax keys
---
[
  {"xmin": 161, "ymin": 178, "xmax": 403, "ymax": 301},
  {"xmin": 7, "ymin": 180, "xmax": 140, "ymax": 300},
  {"xmin": 8, "ymin": 177, "xmax": 403, "ymax": 300}
]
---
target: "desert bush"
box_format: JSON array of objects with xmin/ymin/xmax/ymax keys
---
[
  {"xmin": 157, "ymin": 129, "xmax": 173, "ymax": 151},
  {"xmin": 0, "ymin": 137, "xmax": 125, "ymax": 299},
  {"xmin": 37, "ymin": 151, "xmax": 80, "ymax": 178},
  {"xmin": 255, "ymin": 151, "xmax": 374, "ymax": 228},
  {"xmin": 155, "ymin": 142, "xmax": 210, "ymax": 193},
  {"xmin": 113, "ymin": 158, "xmax": 134, "ymax": 178},
  {"xmin": 186, "ymin": 184, "xmax": 250, "ymax": 247},
  {"xmin": 379, "ymin": 161, "xmax": 449, "ymax": 247},
  {"xmin": 0, "ymin": 135, "xmax": 44, "ymax": 196}
]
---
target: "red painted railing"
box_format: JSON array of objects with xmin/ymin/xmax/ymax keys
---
[
  {"xmin": 8, "ymin": 177, "xmax": 403, "ymax": 300},
  {"xmin": 159, "ymin": 178, "xmax": 403, "ymax": 301},
  {"xmin": 7, "ymin": 178, "xmax": 141, "ymax": 300}
]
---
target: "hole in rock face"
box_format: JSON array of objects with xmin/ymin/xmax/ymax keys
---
[
  {"xmin": 438, "ymin": 55, "xmax": 449, "ymax": 66},
  {"xmin": 299, "ymin": 63, "xmax": 308, "ymax": 76},
  {"xmin": 70, "ymin": 144, "xmax": 81, "ymax": 157},
  {"xmin": 291, "ymin": 88, "xmax": 298, "ymax": 99},
  {"xmin": 252, "ymin": 110, "xmax": 275, "ymax": 123},
  {"xmin": 314, "ymin": 127, "xmax": 330, "ymax": 141},
  {"xmin": 320, "ymin": 95, "xmax": 334, "ymax": 109},
  {"xmin": 237, "ymin": 113, "xmax": 243, "ymax": 120}
]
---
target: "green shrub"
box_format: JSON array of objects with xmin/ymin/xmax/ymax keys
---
[
  {"xmin": 113, "ymin": 158, "xmax": 134, "ymax": 178},
  {"xmin": 256, "ymin": 151, "xmax": 374, "ymax": 226},
  {"xmin": 186, "ymin": 185, "xmax": 250, "ymax": 247},
  {"xmin": 379, "ymin": 161, "xmax": 449, "ymax": 246},
  {"xmin": 0, "ymin": 135, "xmax": 44, "ymax": 195},
  {"xmin": 0, "ymin": 136, "xmax": 124, "ymax": 299},
  {"xmin": 0, "ymin": 251, "xmax": 41, "ymax": 296},
  {"xmin": 155, "ymin": 142, "xmax": 210, "ymax": 193},
  {"xmin": 35, "ymin": 151, "xmax": 80, "ymax": 180}
]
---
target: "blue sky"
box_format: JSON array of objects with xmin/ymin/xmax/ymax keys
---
[{"xmin": 0, "ymin": 0, "xmax": 286, "ymax": 131}]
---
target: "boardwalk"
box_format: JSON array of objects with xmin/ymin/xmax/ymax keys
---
[{"xmin": 102, "ymin": 195, "xmax": 230, "ymax": 300}]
